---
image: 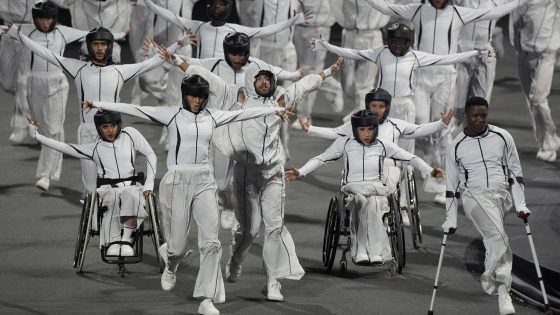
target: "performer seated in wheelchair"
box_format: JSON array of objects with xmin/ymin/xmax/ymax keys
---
[
  {"xmin": 299, "ymin": 88, "xmax": 453, "ymax": 225},
  {"xmin": 285, "ymin": 110, "xmax": 443, "ymax": 265},
  {"xmin": 27, "ymin": 111, "xmax": 157, "ymax": 257}
]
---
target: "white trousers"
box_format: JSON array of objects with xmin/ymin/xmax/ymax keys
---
[
  {"xmin": 0, "ymin": 36, "xmax": 31, "ymax": 131},
  {"xmin": 462, "ymin": 188, "xmax": 513, "ymax": 295},
  {"xmin": 516, "ymin": 50, "xmax": 560, "ymax": 152},
  {"xmin": 341, "ymin": 170, "xmax": 400, "ymax": 262},
  {"xmin": 293, "ymin": 25, "xmax": 343, "ymax": 118},
  {"xmin": 453, "ymin": 52, "xmax": 496, "ymax": 136},
  {"xmin": 78, "ymin": 124, "xmax": 99, "ymax": 193},
  {"xmin": 341, "ymin": 29, "xmax": 381, "ymax": 119},
  {"xmin": 231, "ymin": 163, "xmax": 305, "ymax": 281},
  {"xmin": 27, "ymin": 71, "xmax": 68, "ymax": 180},
  {"xmin": 97, "ymin": 184, "xmax": 147, "ymax": 247},
  {"xmin": 414, "ymin": 65, "xmax": 454, "ymax": 192},
  {"xmin": 158, "ymin": 165, "xmax": 225, "ymax": 303}
]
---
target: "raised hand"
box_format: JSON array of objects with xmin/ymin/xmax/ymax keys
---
[
  {"xmin": 299, "ymin": 117, "xmax": 311, "ymax": 132},
  {"xmin": 81, "ymin": 100, "xmax": 99, "ymax": 113},
  {"xmin": 440, "ymin": 108, "xmax": 454, "ymax": 125},
  {"xmin": 276, "ymin": 106, "xmax": 296, "ymax": 122}
]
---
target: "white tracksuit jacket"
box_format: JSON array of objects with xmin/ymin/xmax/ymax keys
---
[
  {"xmin": 509, "ymin": 0, "xmax": 560, "ymax": 153},
  {"xmin": 139, "ymin": 0, "xmax": 306, "ymax": 59},
  {"xmin": 298, "ymin": 136, "xmax": 433, "ymax": 261},
  {"xmin": 34, "ymin": 126, "xmax": 156, "ymax": 247},
  {"xmin": 444, "ymin": 124, "xmax": 529, "ymax": 294}
]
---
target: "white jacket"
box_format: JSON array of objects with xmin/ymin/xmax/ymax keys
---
[
  {"xmin": 455, "ymin": 0, "xmax": 503, "ymax": 50},
  {"xmin": 35, "ymin": 126, "xmax": 157, "ymax": 191},
  {"xmin": 333, "ymin": 0, "xmax": 391, "ymax": 30},
  {"xmin": 314, "ymin": 40, "xmax": 479, "ymax": 97},
  {"xmin": 297, "ymin": 0, "xmax": 335, "ymax": 27},
  {"xmin": 0, "ymin": 0, "xmax": 35, "ymax": 23},
  {"xmin": 298, "ymin": 137, "xmax": 433, "ymax": 183}
]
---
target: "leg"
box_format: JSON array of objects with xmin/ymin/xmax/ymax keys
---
[
  {"xmin": 78, "ymin": 124, "xmax": 99, "ymax": 194},
  {"xmin": 192, "ymin": 188, "xmax": 225, "ymax": 303}
]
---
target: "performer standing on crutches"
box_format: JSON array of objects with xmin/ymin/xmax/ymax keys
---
[{"xmin": 443, "ymin": 96, "xmax": 531, "ymax": 315}]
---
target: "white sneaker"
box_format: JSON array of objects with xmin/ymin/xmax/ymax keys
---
[
  {"xmin": 536, "ymin": 149, "xmax": 556, "ymax": 162},
  {"xmin": 433, "ymin": 192, "xmax": 446, "ymax": 205},
  {"xmin": 401, "ymin": 209, "xmax": 410, "ymax": 227},
  {"xmin": 354, "ymin": 252, "xmax": 369, "ymax": 264},
  {"xmin": 161, "ymin": 266, "xmax": 176, "ymax": 291},
  {"xmin": 198, "ymin": 299, "xmax": 219, "ymax": 315},
  {"xmin": 225, "ymin": 259, "xmax": 242, "ymax": 283},
  {"xmin": 498, "ymin": 286, "xmax": 515, "ymax": 315},
  {"xmin": 370, "ymin": 255, "xmax": 383, "ymax": 264},
  {"xmin": 261, "ymin": 278, "xmax": 284, "ymax": 302},
  {"xmin": 220, "ymin": 209, "xmax": 236, "ymax": 230},
  {"xmin": 106, "ymin": 244, "xmax": 121, "ymax": 256},
  {"xmin": 120, "ymin": 244, "xmax": 134, "ymax": 257},
  {"xmin": 35, "ymin": 177, "xmax": 50, "ymax": 191}
]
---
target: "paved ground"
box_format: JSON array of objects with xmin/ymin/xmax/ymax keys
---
[{"xmin": 0, "ymin": 31, "xmax": 558, "ymax": 314}]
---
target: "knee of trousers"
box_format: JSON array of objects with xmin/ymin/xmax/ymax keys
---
[{"xmin": 200, "ymin": 240, "xmax": 222, "ymax": 255}]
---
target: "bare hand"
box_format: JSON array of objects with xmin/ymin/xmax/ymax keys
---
[
  {"xmin": 178, "ymin": 29, "xmax": 198, "ymax": 47},
  {"xmin": 81, "ymin": 100, "xmax": 98, "ymax": 113},
  {"xmin": 143, "ymin": 190, "xmax": 152, "ymax": 197},
  {"xmin": 299, "ymin": 117, "xmax": 311, "ymax": 132},
  {"xmin": 142, "ymin": 37, "xmax": 158, "ymax": 57},
  {"xmin": 431, "ymin": 167, "xmax": 444, "ymax": 178},
  {"xmin": 26, "ymin": 116, "xmax": 39, "ymax": 128},
  {"xmin": 276, "ymin": 106, "xmax": 296, "ymax": 122},
  {"xmin": 284, "ymin": 166, "xmax": 300, "ymax": 181},
  {"xmin": 331, "ymin": 57, "xmax": 343, "ymax": 75},
  {"xmin": 301, "ymin": 9, "xmax": 313, "ymax": 24},
  {"xmin": 295, "ymin": 67, "xmax": 304, "ymax": 78},
  {"xmin": 440, "ymin": 108, "xmax": 454, "ymax": 126}
]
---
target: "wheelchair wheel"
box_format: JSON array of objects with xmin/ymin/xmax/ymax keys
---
[
  {"xmin": 74, "ymin": 192, "xmax": 96, "ymax": 273},
  {"xmin": 322, "ymin": 195, "xmax": 341, "ymax": 273},
  {"xmin": 147, "ymin": 193, "xmax": 165, "ymax": 272},
  {"xmin": 388, "ymin": 194, "xmax": 406, "ymax": 274},
  {"xmin": 407, "ymin": 171, "xmax": 423, "ymax": 249}
]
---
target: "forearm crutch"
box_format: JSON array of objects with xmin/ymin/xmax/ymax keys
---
[
  {"xmin": 523, "ymin": 217, "xmax": 552, "ymax": 315},
  {"xmin": 428, "ymin": 232, "xmax": 448, "ymax": 315}
]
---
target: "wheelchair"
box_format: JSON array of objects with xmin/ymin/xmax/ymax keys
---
[
  {"xmin": 322, "ymin": 190, "xmax": 406, "ymax": 276},
  {"xmin": 72, "ymin": 173, "xmax": 166, "ymax": 276},
  {"xmin": 400, "ymin": 167, "xmax": 423, "ymax": 249}
]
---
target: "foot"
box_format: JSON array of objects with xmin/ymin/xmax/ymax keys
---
[
  {"xmin": 198, "ymin": 298, "xmax": 219, "ymax": 315},
  {"xmin": 35, "ymin": 177, "xmax": 50, "ymax": 191},
  {"xmin": 498, "ymin": 286, "xmax": 515, "ymax": 315},
  {"xmin": 433, "ymin": 192, "xmax": 446, "ymax": 205},
  {"xmin": 401, "ymin": 209, "xmax": 410, "ymax": 227},
  {"xmin": 220, "ymin": 209, "xmax": 236, "ymax": 231},
  {"xmin": 225, "ymin": 259, "xmax": 242, "ymax": 283},
  {"xmin": 120, "ymin": 243, "xmax": 134, "ymax": 257},
  {"xmin": 536, "ymin": 149, "xmax": 556, "ymax": 162},
  {"xmin": 161, "ymin": 266, "xmax": 176, "ymax": 291},
  {"xmin": 106, "ymin": 244, "xmax": 121, "ymax": 256},
  {"xmin": 261, "ymin": 278, "xmax": 284, "ymax": 302},
  {"xmin": 354, "ymin": 252, "xmax": 369, "ymax": 264}
]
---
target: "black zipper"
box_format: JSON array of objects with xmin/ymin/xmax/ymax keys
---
[
  {"xmin": 477, "ymin": 139, "xmax": 489, "ymax": 187},
  {"xmin": 194, "ymin": 115, "xmax": 199, "ymax": 163}
]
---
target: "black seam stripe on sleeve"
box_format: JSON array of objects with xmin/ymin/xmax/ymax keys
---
[
  {"xmin": 452, "ymin": 6, "xmax": 466, "ymax": 24},
  {"xmin": 69, "ymin": 144, "xmax": 94, "ymax": 159}
]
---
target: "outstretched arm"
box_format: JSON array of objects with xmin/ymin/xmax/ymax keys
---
[
  {"xmin": 28, "ymin": 119, "xmax": 94, "ymax": 160},
  {"xmin": 85, "ymin": 101, "xmax": 177, "ymax": 126},
  {"xmin": 363, "ymin": 0, "xmax": 422, "ymax": 20},
  {"xmin": 399, "ymin": 109, "xmax": 453, "ymax": 139},
  {"xmin": 457, "ymin": 0, "xmax": 529, "ymax": 23},
  {"xmin": 234, "ymin": 10, "xmax": 312, "ymax": 39},
  {"xmin": 311, "ymin": 37, "xmax": 381, "ymax": 62},
  {"xmin": 2, "ymin": 24, "xmax": 84, "ymax": 77},
  {"xmin": 415, "ymin": 49, "xmax": 482, "ymax": 68},
  {"xmin": 136, "ymin": 0, "xmax": 202, "ymax": 31},
  {"xmin": 212, "ymin": 106, "xmax": 293, "ymax": 127},
  {"xmin": 285, "ymin": 137, "xmax": 347, "ymax": 181}
]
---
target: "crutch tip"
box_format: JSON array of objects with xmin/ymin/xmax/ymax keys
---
[
  {"xmin": 427, "ymin": 311, "xmax": 434, "ymax": 315},
  {"xmin": 543, "ymin": 305, "xmax": 552, "ymax": 315}
]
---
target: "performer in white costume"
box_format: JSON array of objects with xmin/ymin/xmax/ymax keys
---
[
  {"xmin": 1, "ymin": 24, "xmax": 179, "ymax": 197},
  {"xmin": 175, "ymin": 55, "xmax": 342, "ymax": 301},
  {"xmin": 444, "ymin": 97, "xmax": 531, "ymax": 315},
  {"xmin": 16, "ymin": 1, "xmax": 124, "ymax": 192},
  {"xmin": 85, "ymin": 67, "xmax": 292, "ymax": 315},
  {"xmin": 29, "ymin": 110, "xmax": 156, "ymax": 257},
  {"xmin": 286, "ymin": 110, "xmax": 443, "ymax": 263},
  {"xmin": 292, "ymin": 0, "xmax": 343, "ymax": 123},
  {"xmin": 510, "ymin": 0, "xmax": 560, "ymax": 162}
]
